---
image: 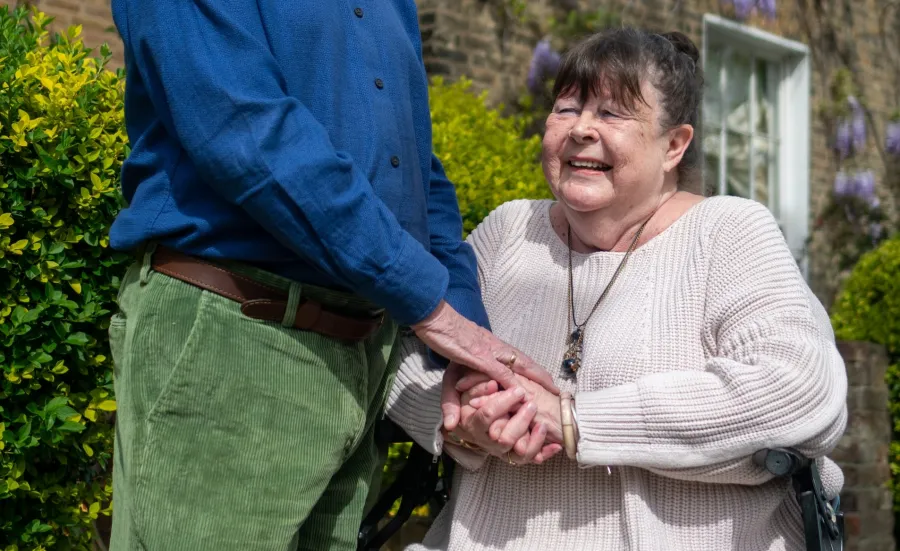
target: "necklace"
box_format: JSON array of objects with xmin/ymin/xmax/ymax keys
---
[{"xmin": 562, "ymin": 216, "xmax": 652, "ymax": 379}]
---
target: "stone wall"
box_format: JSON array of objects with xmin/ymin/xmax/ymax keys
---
[{"xmin": 833, "ymin": 341, "xmax": 895, "ymax": 551}]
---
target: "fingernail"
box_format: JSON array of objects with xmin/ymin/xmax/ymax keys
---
[
  {"xmin": 526, "ymin": 402, "xmax": 537, "ymax": 412},
  {"xmin": 470, "ymin": 398, "xmax": 482, "ymax": 407},
  {"xmin": 513, "ymin": 387, "xmax": 526, "ymax": 398},
  {"xmin": 445, "ymin": 414, "xmax": 456, "ymax": 426}
]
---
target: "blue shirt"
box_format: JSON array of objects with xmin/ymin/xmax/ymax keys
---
[{"xmin": 109, "ymin": 0, "xmax": 489, "ymax": 329}]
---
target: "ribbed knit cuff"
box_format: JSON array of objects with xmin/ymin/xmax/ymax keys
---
[
  {"xmin": 575, "ymin": 383, "xmax": 653, "ymax": 466},
  {"xmin": 385, "ymin": 339, "xmax": 446, "ymax": 455}
]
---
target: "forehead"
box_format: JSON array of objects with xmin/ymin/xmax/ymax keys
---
[{"xmin": 557, "ymin": 78, "xmax": 660, "ymax": 115}]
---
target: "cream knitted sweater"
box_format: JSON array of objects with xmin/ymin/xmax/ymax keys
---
[{"xmin": 386, "ymin": 197, "xmax": 848, "ymax": 551}]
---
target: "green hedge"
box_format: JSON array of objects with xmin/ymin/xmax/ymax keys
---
[
  {"xmin": 830, "ymin": 236, "xmax": 900, "ymax": 514},
  {"xmin": 0, "ymin": 7, "xmax": 130, "ymax": 550},
  {"xmin": 429, "ymin": 76, "xmax": 551, "ymax": 237}
]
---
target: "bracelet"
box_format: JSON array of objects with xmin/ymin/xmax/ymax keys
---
[{"xmin": 560, "ymin": 392, "xmax": 578, "ymax": 460}]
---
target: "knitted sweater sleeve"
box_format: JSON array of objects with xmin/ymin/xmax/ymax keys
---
[
  {"xmin": 575, "ymin": 201, "xmax": 848, "ymax": 480},
  {"xmin": 384, "ymin": 202, "xmax": 511, "ymax": 470}
]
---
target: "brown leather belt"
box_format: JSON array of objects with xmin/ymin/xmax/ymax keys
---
[{"xmin": 151, "ymin": 246, "xmax": 384, "ymax": 342}]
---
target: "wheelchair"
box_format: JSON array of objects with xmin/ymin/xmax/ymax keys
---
[{"xmin": 358, "ymin": 425, "xmax": 845, "ymax": 551}]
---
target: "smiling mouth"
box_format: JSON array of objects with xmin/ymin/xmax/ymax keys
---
[{"xmin": 568, "ymin": 160, "xmax": 612, "ymax": 172}]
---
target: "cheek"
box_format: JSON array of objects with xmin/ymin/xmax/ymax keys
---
[{"xmin": 541, "ymin": 131, "xmax": 566, "ymax": 182}]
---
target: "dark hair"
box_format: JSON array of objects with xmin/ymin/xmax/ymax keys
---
[{"xmin": 551, "ymin": 28, "xmax": 704, "ymax": 189}]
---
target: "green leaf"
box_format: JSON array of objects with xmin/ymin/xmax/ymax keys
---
[
  {"xmin": 64, "ymin": 332, "xmax": 89, "ymax": 346},
  {"xmin": 57, "ymin": 421, "xmax": 85, "ymax": 433}
]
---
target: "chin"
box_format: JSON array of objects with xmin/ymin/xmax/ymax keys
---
[{"xmin": 556, "ymin": 182, "xmax": 614, "ymax": 213}]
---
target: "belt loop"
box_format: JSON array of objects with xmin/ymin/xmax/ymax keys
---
[
  {"xmin": 139, "ymin": 242, "xmax": 158, "ymax": 285},
  {"xmin": 281, "ymin": 281, "xmax": 302, "ymax": 328}
]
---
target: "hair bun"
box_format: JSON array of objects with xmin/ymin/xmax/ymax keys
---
[{"xmin": 660, "ymin": 31, "xmax": 700, "ymax": 64}]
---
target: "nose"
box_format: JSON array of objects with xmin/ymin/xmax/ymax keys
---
[{"xmin": 568, "ymin": 113, "xmax": 599, "ymax": 143}]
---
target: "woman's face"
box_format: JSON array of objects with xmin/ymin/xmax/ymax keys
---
[{"xmin": 542, "ymin": 79, "xmax": 689, "ymax": 215}]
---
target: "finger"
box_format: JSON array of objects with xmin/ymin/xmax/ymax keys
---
[
  {"xmin": 488, "ymin": 418, "xmax": 508, "ymax": 441},
  {"xmin": 519, "ymin": 422, "xmax": 547, "ymax": 463},
  {"xmin": 474, "ymin": 387, "xmax": 526, "ymax": 429},
  {"xmin": 534, "ymin": 443, "xmax": 564, "ymax": 464},
  {"xmin": 497, "ymin": 401, "xmax": 537, "ymax": 449},
  {"xmin": 441, "ymin": 363, "xmax": 463, "ymax": 431},
  {"xmin": 465, "ymin": 380, "xmax": 499, "ymax": 401},
  {"xmin": 513, "ymin": 434, "xmax": 530, "ymax": 456},
  {"xmin": 456, "ymin": 371, "xmax": 492, "ymax": 392},
  {"xmin": 512, "ymin": 355, "xmax": 559, "ymax": 394}
]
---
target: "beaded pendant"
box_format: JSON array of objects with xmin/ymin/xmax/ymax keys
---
[{"xmin": 561, "ymin": 327, "xmax": 584, "ymax": 378}]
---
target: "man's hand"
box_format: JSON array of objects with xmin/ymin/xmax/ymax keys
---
[{"xmin": 413, "ymin": 300, "xmax": 558, "ymax": 431}]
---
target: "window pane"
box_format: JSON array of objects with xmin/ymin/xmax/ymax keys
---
[
  {"xmin": 726, "ymin": 51, "xmax": 752, "ymax": 134},
  {"xmin": 753, "ymin": 135, "xmax": 771, "ymax": 205},
  {"xmin": 703, "ymin": 131, "xmax": 721, "ymax": 195},
  {"xmin": 726, "ymin": 131, "xmax": 750, "ymax": 198},
  {"xmin": 755, "ymin": 58, "xmax": 772, "ymax": 134},
  {"xmin": 703, "ymin": 47, "xmax": 723, "ymax": 132}
]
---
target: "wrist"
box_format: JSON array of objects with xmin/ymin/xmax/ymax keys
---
[{"xmin": 412, "ymin": 300, "xmax": 451, "ymax": 331}]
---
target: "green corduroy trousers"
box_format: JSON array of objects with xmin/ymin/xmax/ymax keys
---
[{"xmin": 108, "ymin": 245, "xmax": 400, "ymax": 550}]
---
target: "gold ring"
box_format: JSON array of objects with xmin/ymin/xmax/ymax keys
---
[
  {"xmin": 449, "ymin": 432, "xmax": 482, "ymax": 451},
  {"xmin": 505, "ymin": 352, "xmax": 517, "ymax": 369},
  {"xmin": 507, "ymin": 451, "xmax": 518, "ymax": 466}
]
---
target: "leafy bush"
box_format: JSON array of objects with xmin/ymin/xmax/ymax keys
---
[
  {"xmin": 0, "ymin": 7, "xmax": 129, "ymax": 549},
  {"xmin": 830, "ymin": 236, "xmax": 900, "ymax": 513},
  {"xmin": 429, "ymin": 76, "xmax": 551, "ymax": 237}
]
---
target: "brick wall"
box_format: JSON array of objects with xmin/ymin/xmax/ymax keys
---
[
  {"xmin": 833, "ymin": 341, "xmax": 895, "ymax": 551},
  {"xmin": 2, "ymin": 0, "xmax": 124, "ymax": 66}
]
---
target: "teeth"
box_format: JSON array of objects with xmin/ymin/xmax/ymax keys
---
[{"xmin": 569, "ymin": 160, "xmax": 609, "ymax": 169}]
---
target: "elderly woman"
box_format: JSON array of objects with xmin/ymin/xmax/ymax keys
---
[{"xmin": 386, "ymin": 28, "xmax": 847, "ymax": 551}]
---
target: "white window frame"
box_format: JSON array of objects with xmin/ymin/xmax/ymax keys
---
[{"xmin": 702, "ymin": 14, "xmax": 811, "ymax": 274}]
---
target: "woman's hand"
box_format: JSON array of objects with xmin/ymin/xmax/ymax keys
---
[
  {"xmin": 460, "ymin": 371, "xmax": 565, "ymax": 446},
  {"xmin": 444, "ymin": 370, "xmax": 563, "ymax": 465}
]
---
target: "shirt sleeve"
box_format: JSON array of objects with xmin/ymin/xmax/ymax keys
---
[
  {"xmin": 574, "ymin": 201, "xmax": 848, "ymax": 472},
  {"xmin": 424, "ymin": 155, "xmax": 492, "ymax": 366},
  {"xmin": 115, "ymin": 0, "xmax": 447, "ymax": 325}
]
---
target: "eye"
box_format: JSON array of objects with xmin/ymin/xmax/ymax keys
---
[{"xmin": 600, "ymin": 109, "xmax": 619, "ymax": 118}]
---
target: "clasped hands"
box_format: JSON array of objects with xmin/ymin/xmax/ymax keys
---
[
  {"xmin": 410, "ymin": 300, "xmax": 565, "ymax": 465},
  {"xmin": 440, "ymin": 363, "xmax": 565, "ymax": 465}
]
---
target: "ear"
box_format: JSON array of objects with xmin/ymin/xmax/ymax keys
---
[{"xmin": 662, "ymin": 124, "xmax": 694, "ymax": 173}]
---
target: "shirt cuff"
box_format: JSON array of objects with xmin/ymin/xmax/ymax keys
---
[{"xmin": 372, "ymin": 232, "xmax": 449, "ymax": 326}]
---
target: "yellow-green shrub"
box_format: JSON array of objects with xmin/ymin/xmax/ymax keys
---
[
  {"xmin": 830, "ymin": 236, "xmax": 900, "ymax": 514},
  {"xmin": 0, "ymin": 7, "xmax": 128, "ymax": 549},
  {"xmin": 429, "ymin": 77, "xmax": 551, "ymax": 237}
]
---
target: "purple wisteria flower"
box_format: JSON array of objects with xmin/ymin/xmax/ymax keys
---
[
  {"xmin": 853, "ymin": 170, "xmax": 876, "ymax": 205},
  {"xmin": 833, "ymin": 171, "xmax": 851, "ymax": 196},
  {"xmin": 851, "ymin": 112, "xmax": 866, "ymax": 151},
  {"xmin": 731, "ymin": 0, "xmax": 755, "ymax": 19},
  {"xmin": 527, "ymin": 39, "xmax": 561, "ymax": 96},
  {"xmin": 834, "ymin": 120, "xmax": 852, "ymax": 159},
  {"xmin": 757, "ymin": 0, "xmax": 777, "ymax": 19},
  {"xmin": 886, "ymin": 121, "xmax": 900, "ymax": 155}
]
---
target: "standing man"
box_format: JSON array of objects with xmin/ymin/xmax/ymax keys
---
[{"xmin": 107, "ymin": 1, "xmax": 555, "ymax": 550}]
